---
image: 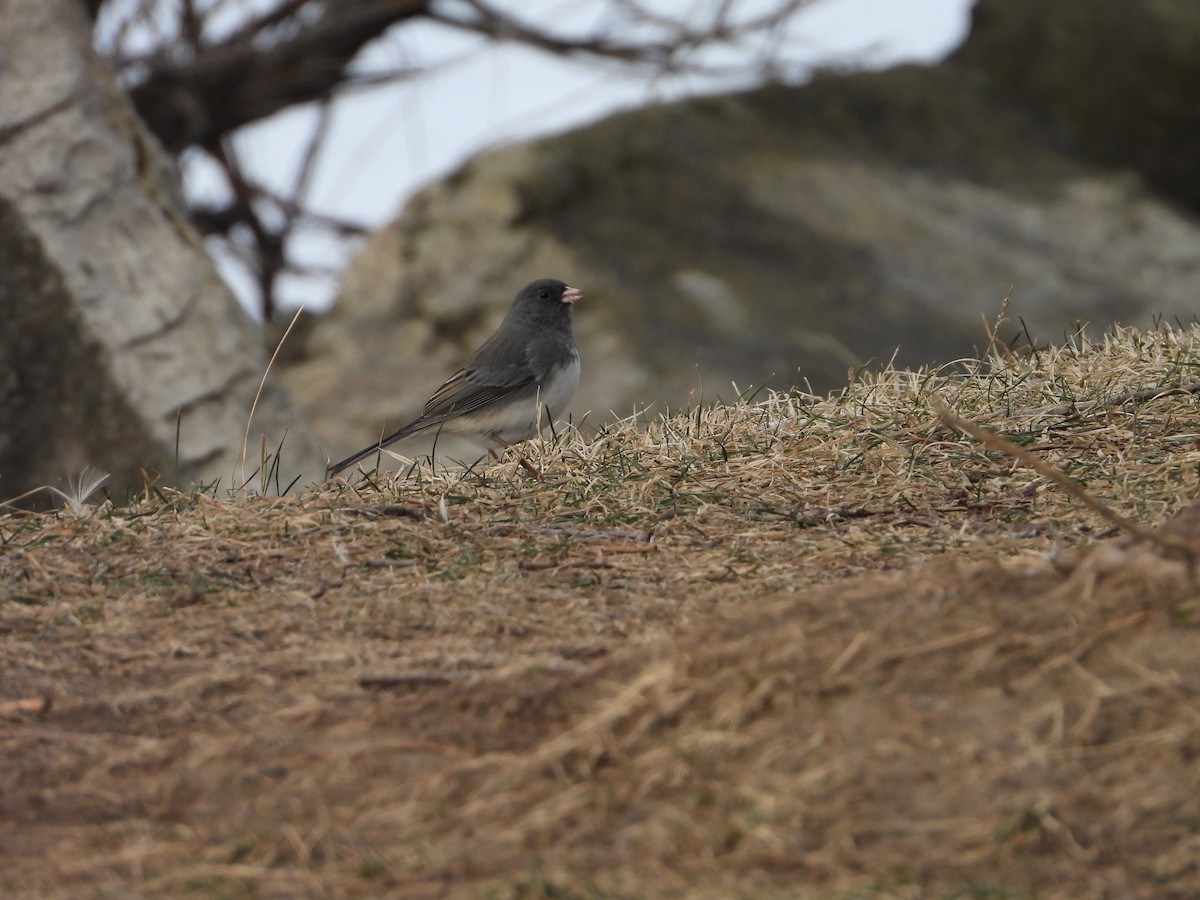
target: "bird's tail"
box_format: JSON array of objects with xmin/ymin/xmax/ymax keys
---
[{"xmin": 325, "ymin": 420, "xmax": 428, "ymax": 478}]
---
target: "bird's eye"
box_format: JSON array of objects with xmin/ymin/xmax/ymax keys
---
[{"xmin": 538, "ymin": 290, "xmax": 550, "ymax": 300}]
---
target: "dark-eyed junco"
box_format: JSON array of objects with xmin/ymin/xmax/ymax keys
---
[{"xmin": 327, "ymin": 278, "xmax": 582, "ymax": 478}]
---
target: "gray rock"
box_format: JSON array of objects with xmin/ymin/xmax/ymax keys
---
[
  {"xmin": 954, "ymin": 0, "xmax": 1200, "ymax": 206},
  {"xmin": 0, "ymin": 0, "xmax": 322, "ymax": 502},
  {"xmin": 290, "ymin": 4, "xmax": 1200, "ymax": 466}
]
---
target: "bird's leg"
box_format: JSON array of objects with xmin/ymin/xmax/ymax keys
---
[{"xmin": 491, "ymin": 436, "xmax": 541, "ymax": 480}]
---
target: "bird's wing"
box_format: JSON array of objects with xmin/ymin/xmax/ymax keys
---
[
  {"xmin": 418, "ymin": 361, "xmax": 537, "ymax": 421},
  {"xmin": 326, "ymin": 329, "xmax": 545, "ymax": 477},
  {"xmin": 415, "ymin": 321, "xmax": 544, "ymax": 420},
  {"xmin": 324, "ymin": 363, "xmax": 535, "ymax": 477}
]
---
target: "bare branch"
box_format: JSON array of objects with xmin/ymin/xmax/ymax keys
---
[
  {"xmin": 125, "ymin": 0, "xmax": 433, "ymax": 151},
  {"xmin": 96, "ymin": 0, "xmax": 814, "ymax": 318}
]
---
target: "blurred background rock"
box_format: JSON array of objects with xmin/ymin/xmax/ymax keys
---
[{"xmin": 283, "ymin": 0, "xmax": 1200, "ymax": 462}]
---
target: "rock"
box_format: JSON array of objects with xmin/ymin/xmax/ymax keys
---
[
  {"xmin": 0, "ymin": 0, "xmax": 323, "ymax": 502},
  {"xmin": 954, "ymin": 0, "xmax": 1200, "ymax": 206},
  {"xmin": 288, "ymin": 3, "xmax": 1200, "ymax": 467}
]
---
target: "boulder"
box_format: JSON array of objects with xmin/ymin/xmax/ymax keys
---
[
  {"xmin": 286, "ymin": 1, "xmax": 1200, "ymax": 465},
  {"xmin": 954, "ymin": 0, "xmax": 1200, "ymax": 206},
  {"xmin": 0, "ymin": 0, "xmax": 323, "ymax": 503}
]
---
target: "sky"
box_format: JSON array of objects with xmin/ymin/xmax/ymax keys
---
[{"xmin": 177, "ymin": 0, "xmax": 976, "ymax": 314}]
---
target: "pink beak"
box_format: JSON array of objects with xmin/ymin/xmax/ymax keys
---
[{"xmin": 562, "ymin": 286, "xmax": 583, "ymax": 305}]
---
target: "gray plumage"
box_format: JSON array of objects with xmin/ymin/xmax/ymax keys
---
[{"xmin": 327, "ymin": 279, "xmax": 582, "ymax": 477}]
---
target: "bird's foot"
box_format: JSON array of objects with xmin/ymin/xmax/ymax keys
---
[
  {"xmin": 516, "ymin": 457, "xmax": 542, "ymax": 481},
  {"xmin": 490, "ymin": 438, "xmax": 542, "ymax": 481}
]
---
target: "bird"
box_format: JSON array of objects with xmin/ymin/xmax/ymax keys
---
[{"xmin": 326, "ymin": 278, "xmax": 582, "ymax": 479}]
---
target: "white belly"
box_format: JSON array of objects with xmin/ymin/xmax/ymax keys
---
[
  {"xmin": 538, "ymin": 353, "xmax": 581, "ymax": 422},
  {"xmin": 480, "ymin": 352, "xmax": 581, "ymax": 444}
]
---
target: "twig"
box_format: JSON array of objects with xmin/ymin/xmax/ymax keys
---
[
  {"xmin": 362, "ymin": 558, "xmax": 418, "ymax": 569},
  {"xmin": 524, "ymin": 525, "xmax": 651, "ymax": 542},
  {"xmin": 981, "ymin": 291, "xmax": 1018, "ymax": 365},
  {"xmin": 933, "ymin": 399, "xmax": 1194, "ymax": 565},
  {"xmin": 358, "ymin": 671, "xmax": 461, "ymax": 689},
  {"xmin": 1016, "ymin": 381, "xmax": 1200, "ymax": 419},
  {"xmin": 342, "ymin": 504, "xmax": 428, "ymax": 520},
  {"xmin": 0, "ymin": 696, "xmax": 52, "ymax": 718},
  {"xmin": 821, "ymin": 625, "xmax": 998, "ymax": 690},
  {"xmin": 238, "ymin": 304, "xmax": 305, "ymax": 491}
]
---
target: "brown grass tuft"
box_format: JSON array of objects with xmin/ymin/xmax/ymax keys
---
[{"xmin": 3, "ymin": 325, "xmax": 1200, "ymax": 897}]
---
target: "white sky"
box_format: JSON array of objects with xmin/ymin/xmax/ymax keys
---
[{"xmin": 180, "ymin": 0, "xmax": 975, "ymax": 313}]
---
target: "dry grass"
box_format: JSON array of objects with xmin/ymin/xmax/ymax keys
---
[{"xmin": 3, "ymin": 325, "xmax": 1200, "ymax": 898}]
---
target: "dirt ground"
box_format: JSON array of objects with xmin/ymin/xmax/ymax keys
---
[{"xmin": 4, "ymin": 330, "xmax": 1200, "ymax": 898}]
